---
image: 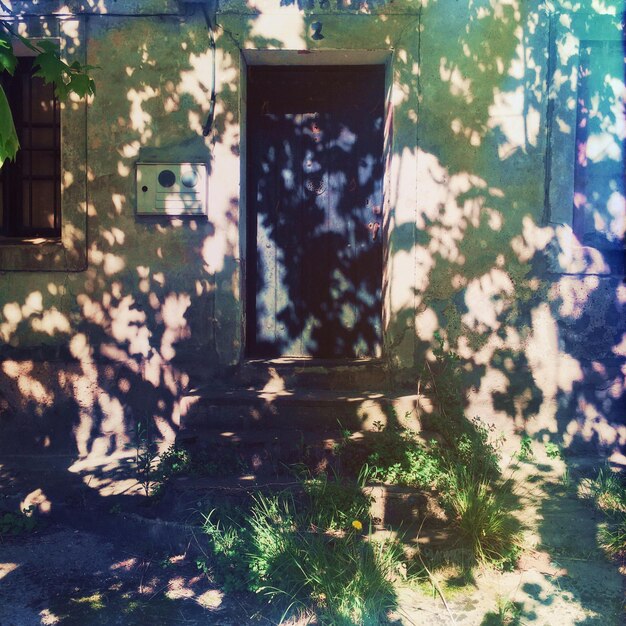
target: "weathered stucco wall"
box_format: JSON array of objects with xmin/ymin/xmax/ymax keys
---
[{"xmin": 0, "ymin": 0, "xmax": 624, "ymax": 459}]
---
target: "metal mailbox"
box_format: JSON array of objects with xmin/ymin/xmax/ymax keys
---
[{"xmin": 136, "ymin": 162, "xmax": 208, "ymax": 216}]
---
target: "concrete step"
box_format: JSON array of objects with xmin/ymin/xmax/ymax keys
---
[
  {"xmin": 176, "ymin": 426, "xmax": 342, "ymax": 476},
  {"xmin": 180, "ymin": 387, "xmax": 420, "ymax": 432},
  {"xmin": 232, "ymin": 357, "xmax": 391, "ymax": 392},
  {"xmin": 179, "ymin": 359, "xmax": 421, "ymax": 477},
  {"xmin": 150, "ymin": 473, "xmax": 449, "ymax": 540}
]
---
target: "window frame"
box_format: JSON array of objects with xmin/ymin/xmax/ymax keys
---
[
  {"xmin": 0, "ymin": 26, "xmax": 88, "ymax": 272},
  {"xmin": 546, "ymin": 10, "xmax": 625, "ymax": 276}
]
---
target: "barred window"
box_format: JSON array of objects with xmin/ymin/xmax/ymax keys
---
[{"xmin": 0, "ymin": 56, "xmax": 61, "ymax": 239}]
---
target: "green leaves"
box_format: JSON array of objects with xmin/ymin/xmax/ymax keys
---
[
  {"xmin": 0, "ymin": 84, "xmax": 19, "ymax": 163},
  {"xmin": 32, "ymin": 40, "xmax": 96, "ymax": 100},
  {"xmin": 0, "ymin": 24, "xmax": 96, "ymax": 163},
  {"xmin": 32, "ymin": 41, "xmax": 67, "ymax": 84},
  {"xmin": 65, "ymin": 66, "xmax": 97, "ymax": 98},
  {"xmin": 0, "ymin": 31, "xmax": 16, "ymax": 75}
]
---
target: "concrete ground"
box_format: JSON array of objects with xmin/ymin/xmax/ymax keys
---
[{"xmin": 0, "ymin": 450, "xmax": 624, "ymax": 625}]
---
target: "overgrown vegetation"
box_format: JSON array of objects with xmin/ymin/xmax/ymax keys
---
[
  {"xmin": 345, "ymin": 424, "xmax": 448, "ymax": 490},
  {"xmin": 127, "ymin": 333, "xmax": 525, "ymax": 620},
  {"xmin": 422, "ymin": 334, "xmax": 503, "ymax": 481},
  {"xmin": 199, "ymin": 474, "xmax": 402, "ymax": 625},
  {"xmin": 336, "ymin": 331, "xmax": 520, "ymax": 569},
  {"xmin": 586, "ymin": 464, "xmax": 626, "ymax": 560},
  {"xmin": 192, "ymin": 333, "xmax": 523, "ymax": 623},
  {"xmin": 0, "ymin": 505, "xmax": 37, "ymax": 536}
]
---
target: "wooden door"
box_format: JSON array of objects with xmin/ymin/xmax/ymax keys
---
[{"xmin": 246, "ymin": 66, "xmax": 384, "ymax": 358}]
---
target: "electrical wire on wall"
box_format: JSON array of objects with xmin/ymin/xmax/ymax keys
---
[{"xmin": 200, "ymin": 1, "xmax": 217, "ymax": 137}]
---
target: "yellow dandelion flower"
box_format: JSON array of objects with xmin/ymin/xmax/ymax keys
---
[{"xmin": 351, "ymin": 520, "xmax": 363, "ymax": 531}]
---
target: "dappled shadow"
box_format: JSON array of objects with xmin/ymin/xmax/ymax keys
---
[
  {"xmin": 0, "ymin": 522, "xmax": 266, "ymax": 625},
  {"xmin": 0, "ymin": 0, "xmax": 624, "ymax": 621},
  {"xmin": 247, "ymin": 65, "xmax": 384, "ymax": 358},
  {"xmin": 396, "ymin": 1, "xmax": 624, "ymax": 460},
  {"xmin": 506, "ymin": 452, "xmax": 625, "ymax": 624},
  {"xmin": 0, "ymin": 0, "xmax": 622, "ymax": 491}
]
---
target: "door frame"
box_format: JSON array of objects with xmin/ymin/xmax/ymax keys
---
[{"xmin": 240, "ymin": 49, "xmax": 394, "ymax": 361}]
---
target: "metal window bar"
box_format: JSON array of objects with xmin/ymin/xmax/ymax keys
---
[{"xmin": 27, "ymin": 69, "xmax": 33, "ymax": 230}]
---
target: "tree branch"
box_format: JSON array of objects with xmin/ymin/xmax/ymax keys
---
[{"xmin": 0, "ymin": 1, "xmax": 15, "ymax": 17}]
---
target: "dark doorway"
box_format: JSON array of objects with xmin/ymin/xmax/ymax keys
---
[{"xmin": 246, "ymin": 65, "xmax": 385, "ymax": 358}]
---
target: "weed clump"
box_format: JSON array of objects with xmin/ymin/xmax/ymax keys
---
[
  {"xmin": 0, "ymin": 505, "xmax": 38, "ymax": 536},
  {"xmin": 420, "ymin": 332, "xmax": 502, "ymax": 480},
  {"xmin": 444, "ymin": 467, "xmax": 520, "ymax": 567},
  {"xmin": 586, "ymin": 464, "xmax": 626, "ymax": 559},
  {"xmin": 355, "ymin": 425, "xmax": 448, "ymax": 490},
  {"xmin": 136, "ymin": 436, "xmax": 192, "ymax": 499},
  {"xmin": 302, "ymin": 468, "xmax": 373, "ymax": 531},
  {"xmin": 155, "ymin": 445, "xmax": 191, "ymax": 481},
  {"xmin": 199, "ymin": 473, "xmax": 402, "ymax": 625},
  {"xmin": 337, "ymin": 331, "xmax": 520, "ymax": 567}
]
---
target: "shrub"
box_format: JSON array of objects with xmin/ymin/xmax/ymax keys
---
[{"xmin": 360, "ymin": 427, "xmax": 447, "ymax": 490}]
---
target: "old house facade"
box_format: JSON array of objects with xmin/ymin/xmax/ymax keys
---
[{"xmin": 0, "ymin": 0, "xmax": 624, "ymax": 469}]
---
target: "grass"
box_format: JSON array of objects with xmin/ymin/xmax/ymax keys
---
[
  {"xmin": 193, "ymin": 334, "xmax": 525, "ymax": 620},
  {"xmin": 586, "ymin": 464, "xmax": 626, "ymax": 559},
  {"xmin": 444, "ymin": 467, "xmax": 521, "ymax": 567},
  {"xmin": 336, "ymin": 411, "xmax": 519, "ymax": 569},
  {"xmin": 588, "ymin": 464, "xmax": 626, "ymax": 514},
  {"xmin": 200, "ymin": 475, "xmax": 404, "ymax": 625},
  {"xmin": 599, "ymin": 517, "xmax": 626, "ymax": 558},
  {"xmin": 198, "ymin": 450, "xmax": 522, "ymax": 623},
  {"xmin": 248, "ymin": 492, "xmax": 401, "ymax": 625},
  {"xmin": 334, "ymin": 332, "xmax": 520, "ymax": 575},
  {"xmin": 301, "ymin": 466, "xmax": 373, "ymax": 531},
  {"xmin": 480, "ymin": 596, "xmax": 523, "ymax": 625}
]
